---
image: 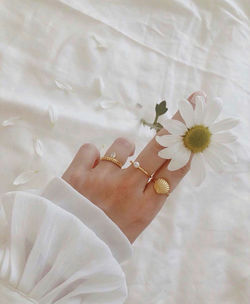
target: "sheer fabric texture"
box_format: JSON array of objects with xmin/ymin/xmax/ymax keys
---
[{"xmin": 0, "ymin": 178, "xmax": 132, "ymax": 303}]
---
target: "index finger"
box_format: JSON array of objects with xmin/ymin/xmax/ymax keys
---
[{"xmin": 126, "ymin": 91, "xmax": 207, "ymax": 183}]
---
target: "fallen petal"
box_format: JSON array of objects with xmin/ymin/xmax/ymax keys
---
[
  {"xmin": 13, "ymin": 170, "xmax": 39, "ymax": 186},
  {"xmin": 91, "ymin": 35, "xmax": 107, "ymax": 49},
  {"xmin": 33, "ymin": 138, "xmax": 44, "ymax": 157},
  {"xmin": 48, "ymin": 105, "xmax": 58, "ymax": 125},
  {"xmin": 55, "ymin": 80, "xmax": 73, "ymax": 91},
  {"xmin": 2, "ymin": 116, "xmax": 21, "ymax": 127},
  {"xmin": 99, "ymin": 99, "xmax": 118, "ymax": 109},
  {"xmin": 94, "ymin": 77, "xmax": 105, "ymax": 96}
]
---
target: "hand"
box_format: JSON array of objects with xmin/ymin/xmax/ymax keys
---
[{"xmin": 62, "ymin": 91, "xmax": 205, "ymax": 243}]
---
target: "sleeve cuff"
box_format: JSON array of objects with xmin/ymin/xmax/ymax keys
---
[{"xmin": 41, "ymin": 177, "xmax": 133, "ymax": 264}]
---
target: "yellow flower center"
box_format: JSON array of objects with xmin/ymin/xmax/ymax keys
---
[{"xmin": 183, "ymin": 125, "xmax": 211, "ymax": 153}]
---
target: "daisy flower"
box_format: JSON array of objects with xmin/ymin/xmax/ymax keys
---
[{"xmin": 156, "ymin": 96, "xmax": 239, "ymax": 186}]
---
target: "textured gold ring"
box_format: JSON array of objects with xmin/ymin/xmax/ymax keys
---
[
  {"xmin": 153, "ymin": 178, "xmax": 170, "ymax": 195},
  {"xmin": 130, "ymin": 160, "xmax": 152, "ymax": 178},
  {"xmin": 101, "ymin": 153, "xmax": 123, "ymax": 168}
]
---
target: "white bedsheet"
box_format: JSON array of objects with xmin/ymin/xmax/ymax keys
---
[{"xmin": 0, "ymin": 0, "xmax": 249, "ymax": 303}]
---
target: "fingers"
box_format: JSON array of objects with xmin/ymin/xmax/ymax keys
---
[
  {"xmin": 144, "ymin": 91, "xmax": 208, "ymax": 204},
  {"xmin": 98, "ymin": 137, "xmax": 135, "ymax": 171},
  {"xmin": 62, "ymin": 143, "xmax": 100, "ymax": 182},
  {"xmin": 126, "ymin": 91, "xmax": 206, "ymax": 184}
]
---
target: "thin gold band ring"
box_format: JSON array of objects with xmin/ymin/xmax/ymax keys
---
[
  {"xmin": 101, "ymin": 156, "xmax": 123, "ymax": 168},
  {"xmin": 130, "ymin": 160, "xmax": 152, "ymax": 178}
]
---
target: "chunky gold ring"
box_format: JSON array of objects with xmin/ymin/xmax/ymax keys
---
[
  {"xmin": 101, "ymin": 152, "xmax": 122, "ymax": 168},
  {"xmin": 153, "ymin": 178, "xmax": 170, "ymax": 195},
  {"xmin": 130, "ymin": 160, "xmax": 152, "ymax": 178}
]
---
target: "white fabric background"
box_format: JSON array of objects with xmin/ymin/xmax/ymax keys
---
[{"xmin": 0, "ymin": 0, "xmax": 249, "ymax": 303}]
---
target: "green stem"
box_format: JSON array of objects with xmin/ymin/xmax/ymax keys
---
[
  {"xmin": 140, "ymin": 119, "xmax": 155, "ymax": 128},
  {"xmin": 153, "ymin": 114, "xmax": 159, "ymax": 125}
]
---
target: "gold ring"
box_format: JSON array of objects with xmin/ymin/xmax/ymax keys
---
[
  {"xmin": 153, "ymin": 178, "xmax": 170, "ymax": 195},
  {"xmin": 101, "ymin": 154, "xmax": 122, "ymax": 168},
  {"xmin": 130, "ymin": 160, "xmax": 152, "ymax": 178}
]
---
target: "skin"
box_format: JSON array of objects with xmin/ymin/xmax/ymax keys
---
[{"xmin": 62, "ymin": 91, "xmax": 206, "ymax": 243}]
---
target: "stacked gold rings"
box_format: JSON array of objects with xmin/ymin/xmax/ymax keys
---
[{"xmin": 101, "ymin": 152, "xmax": 170, "ymax": 195}]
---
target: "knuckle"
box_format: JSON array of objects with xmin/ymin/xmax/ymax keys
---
[
  {"xmin": 79, "ymin": 143, "xmax": 99, "ymax": 155},
  {"xmin": 176, "ymin": 164, "xmax": 189, "ymax": 177},
  {"xmin": 115, "ymin": 137, "xmax": 135, "ymax": 150},
  {"xmin": 65, "ymin": 170, "xmax": 85, "ymax": 189}
]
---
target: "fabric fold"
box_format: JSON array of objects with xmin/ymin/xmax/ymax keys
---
[{"xmin": 0, "ymin": 190, "xmax": 128, "ymax": 303}]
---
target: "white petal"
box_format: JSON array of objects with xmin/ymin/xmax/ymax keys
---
[
  {"xmin": 155, "ymin": 135, "xmax": 181, "ymax": 147},
  {"xmin": 212, "ymin": 132, "xmax": 237, "ymax": 144},
  {"xmin": 48, "ymin": 105, "xmax": 58, "ymax": 125},
  {"xmin": 94, "ymin": 77, "xmax": 105, "ymax": 96},
  {"xmin": 99, "ymin": 99, "xmax": 118, "ymax": 109},
  {"xmin": 33, "ymin": 138, "xmax": 44, "ymax": 157},
  {"xmin": 194, "ymin": 96, "xmax": 206, "ymax": 124},
  {"xmin": 190, "ymin": 153, "xmax": 206, "ymax": 186},
  {"xmin": 13, "ymin": 170, "xmax": 38, "ymax": 186},
  {"xmin": 209, "ymin": 143, "xmax": 236, "ymax": 164},
  {"xmin": 179, "ymin": 99, "xmax": 194, "ymax": 128},
  {"xmin": 194, "ymin": 94, "xmax": 206, "ymax": 105},
  {"xmin": 203, "ymin": 148, "xmax": 224, "ymax": 173},
  {"xmin": 204, "ymin": 97, "xmax": 222, "ymax": 126},
  {"xmin": 209, "ymin": 118, "xmax": 240, "ymax": 133},
  {"xmin": 164, "ymin": 119, "xmax": 187, "ymax": 135},
  {"xmin": 158, "ymin": 142, "xmax": 182, "ymax": 159},
  {"xmin": 91, "ymin": 35, "xmax": 107, "ymax": 49},
  {"xmin": 2, "ymin": 116, "xmax": 20, "ymax": 127},
  {"xmin": 55, "ymin": 80, "xmax": 73, "ymax": 92},
  {"xmin": 168, "ymin": 146, "xmax": 191, "ymax": 171}
]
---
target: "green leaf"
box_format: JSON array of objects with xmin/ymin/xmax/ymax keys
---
[{"xmin": 155, "ymin": 100, "xmax": 168, "ymax": 116}]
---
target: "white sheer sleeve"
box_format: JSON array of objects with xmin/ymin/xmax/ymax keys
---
[{"xmin": 0, "ymin": 178, "xmax": 132, "ymax": 304}]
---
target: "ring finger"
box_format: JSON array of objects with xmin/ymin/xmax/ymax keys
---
[{"xmin": 97, "ymin": 137, "xmax": 135, "ymax": 171}]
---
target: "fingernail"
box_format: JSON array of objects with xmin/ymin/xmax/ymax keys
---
[{"xmin": 190, "ymin": 90, "xmax": 207, "ymax": 105}]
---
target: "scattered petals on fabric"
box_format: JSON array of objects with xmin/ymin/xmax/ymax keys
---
[
  {"xmin": 13, "ymin": 170, "xmax": 39, "ymax": 185},
  {"xmin": 2, "ymin": 116, "xmax": 21, "ymax": 127},
  {"xmin": 48, "ymin": 105, "xmax": 58, "ymax": 125},
  {"xmin": 33, "ymin": 138, "xmax": 44, "ymax": 157},
  {"xmin": 156, "ymin": 93, "xmax": 239, "ymax": 185},
  {"xmin": 91, "ymin": 34, "xmax": 108, "ymax": 49},
  {"xmin": 54, "ymin": 80, "xmax": 73, "ymax": 92}
]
